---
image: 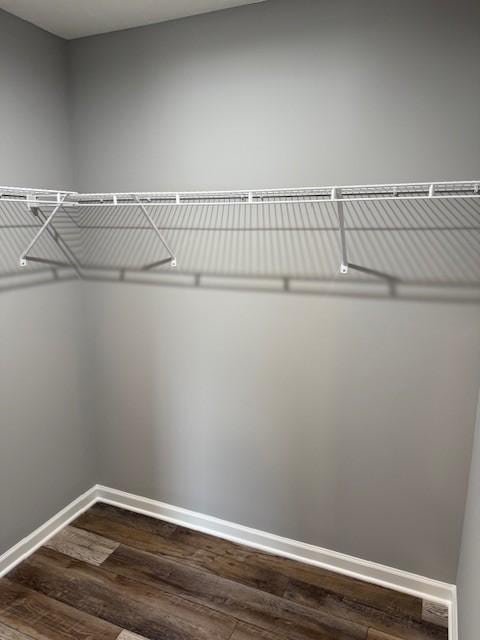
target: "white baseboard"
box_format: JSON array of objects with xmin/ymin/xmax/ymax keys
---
[
  {"xmin": 0, "ymin": 484, "xmax": 458, "ymax": 640},
  {"xmin": 0, "ymin": 485, "xmax": 98, "ymax": 578}
]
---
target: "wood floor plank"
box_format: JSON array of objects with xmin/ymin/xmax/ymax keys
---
[
  {"xmin": 72, "ymin": 512, "xmax": 194, "ymax": 559},
  {"xmin": 153, "ymin": 513, "xmax": 421, "ymax": 625},
  {"xmin": 229, "ymin": 622, "xmax": 292, "ymax": 640},
  {"xmin": 72, "ymin": 512, "xmax": 289, "ymax": 596},
  {"xmin": 0, "ymin": 578, "xmax": 120, "ymax": 640},
  {"xmin": 88, "ymin": 504, "xmax": 177, "ymax": 538},
  {"xmin": 87, "ymin": 505, "xmax": 422, "ymax": 622},
  {"xmin": 283, "ymin": 580, "xmax": 447, "ymax": 640},
  {"xmin": 367, "ymin": 631, "xmax": 405, "ymax": 640},
  {"xmin": 7, "ymin": 549, "xmax": 236, "ymax": 640},
  {"xmin": 101, "ymin": 543, "xmax": 368, "ymax": 640},
  {"xmin": 240, "ymin": 553, "xmax": 422, "ymax": 622},
  {"xmin": 91, "ymin": 504, "xmax": 257, "ymax": 563},
  {"xmin": 421, "ymin": 602, "xmax": 448, "ymax": 629},
  {"xmin": 0, "ymin": 621, "xmax": 35, "ymax": 640},
  {"xmin": 44, "ymin": 526, "xmax": 119, "ymax": 566},
  {"xmin": 116, "ymin": 632, "xmax": 149, "ymax": 640}
]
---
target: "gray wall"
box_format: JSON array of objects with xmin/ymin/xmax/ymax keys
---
[
  {"xmin": 457, "ymin": 397, "xmax": 480, "ymax": 640},
  {"xmin": 0, "ymin": 284, "xmax": 95, "ymax": 555},
  {"xmin": 84, "ymin": 283, "xmax": 480, "ymax": 582},
  {"xmin": 0, "ymin": 11, "xmax": 93, "ymax": 556},
  {"xmin": 69, "ymin": 0, "xmax": 480, "ymax": 192},
  {"xmin": 70, "ymin": 0, "xmax": 480, "ymax": 583},
  {"xmin": 0, "ymin": 9, "xmax": 72, "ymax": 189}
]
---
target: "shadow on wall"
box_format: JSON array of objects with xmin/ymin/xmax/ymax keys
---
[{"xmin": 1, "ymin": 196, "xmax": 479, "ymax": 303}]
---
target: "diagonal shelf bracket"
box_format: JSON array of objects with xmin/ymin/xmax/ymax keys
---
[
  {"xmin": 19, "ymin": 194, "xmax": 69, "ymax": 268},
  {"xmin": 134, "ymin": 195, "xmax": 177, "ymax": 269}
]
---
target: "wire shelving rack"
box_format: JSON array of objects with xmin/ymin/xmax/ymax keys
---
[{"xmin": 1, "ymin": 180, "xmax": 479, "ymax": 299}]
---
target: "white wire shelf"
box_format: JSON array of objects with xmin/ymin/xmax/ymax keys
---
[
  {"xmin": 1, "ymin": 180, "xmax": 479, "ymax": 206},
  {"xmin": 0, "ymin": 179, "xmax": 479, "ymax": 297}
]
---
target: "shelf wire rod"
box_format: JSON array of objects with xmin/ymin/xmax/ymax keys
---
[
  {"xmin": 19, "ymin": 195, "xmax": 68, "ymax": 268},
  {"xmin": 134, "ymin": 196, "xmax": 177, "ymax": 269},
  {"xmin": 332, "ymin": 188, "xmax": 349, "ymax": 274}
]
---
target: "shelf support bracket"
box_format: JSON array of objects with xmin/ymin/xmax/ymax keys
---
[
  {"xmin": 19, "ymin": 194, "xmax": 68, "ymax": 267},
  {"xmin": 332, "ymin": 187, "xmax": 349, "ymax": 274},
  {"xmin": 134, "ymin": 196, "xmax": 177, "ymax": 269}
]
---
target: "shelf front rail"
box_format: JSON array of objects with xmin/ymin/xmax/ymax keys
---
[{"xmin": 73, "ymin": 180, "xmax": 480, "ymax": 207}]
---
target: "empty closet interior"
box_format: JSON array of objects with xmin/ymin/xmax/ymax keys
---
[{"xmin": 0, "ymin": 2, "xmax": 479, "ymax": 640}]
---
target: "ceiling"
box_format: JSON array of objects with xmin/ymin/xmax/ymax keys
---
[{"xmin": 0, "ymin": 0, "xmax": 266, "ymax": 39}]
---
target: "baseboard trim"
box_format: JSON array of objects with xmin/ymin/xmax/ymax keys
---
[
  {"xmin": 0, "ymin": 486, "xmax": 98, "ymax": 578},
  {"xmin": 450, "ymin": 586, "xmax": 458, "ymax": 640},
  {"xmin": 0, "ymin": 484, "xmax": 458, "ymax": 640}
]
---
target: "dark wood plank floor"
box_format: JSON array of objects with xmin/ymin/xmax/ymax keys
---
[{"xmin": 0, "ymin": 503, "xmax": 449, "ymax": 640}]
